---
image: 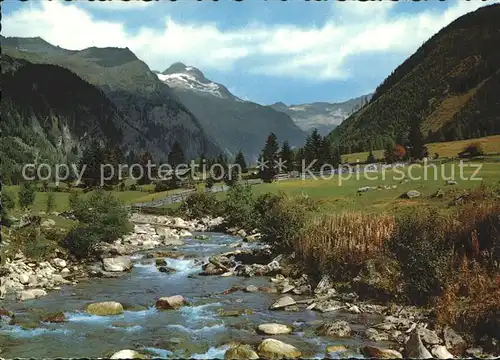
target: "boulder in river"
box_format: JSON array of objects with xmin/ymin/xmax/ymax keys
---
[
  {"xmin": 155, "ymin": 295, "xmax": 186, "ymax": 310},
  {"xmin": 257, "ymin": 323, "xmax": 293, "ymax": 335},
  {"xmin": 41, "ymin": 312, "xmax": 66, "ymax": 323},
  {"xmin": 219, "ymin": 309, "xmax": 253, "ymax": 317},
  {"xmin": 110, "ymin": 349, "xmax": 145, "ymax": 359},
  {"xmin": 257, "ymin": 338, "xmax": 301, "ymax": 359},
  {"xmin": 326, "ymin": 345, "xmax": 348, "ymax": 354},
  {"xmin": 281, "ymin": 284, "xmax": 295, "ymax": 294},
  {"xmin": 0, "ymin": 307, "xmax": 15, "ymax": 325},
  {"xmin": 315, "ymin": 299, "xmax": 344, "ymax": 313},
  {"xmin": 244, "ymin": 233, "xmax": 261, "ymax": 243},
  {"xmin": 224, "ymin": 344, "xmax": 259, "ymax": 360},
  {"xmin": 237, "ymin": 229, "xmax": 247, "ymax": 238},
  {"xmin": 102, "ymin": 256, "xmax": 132, "ymax": 272},
  {"xmin": 270, "ymin": 295, "xmax": 296, "ymax": 310},
  {"xmin": 158, "ymin": 266, "xmax": 176, "ymax": 273},
  {"xmin": 199, "ymin": 263, "xmax": 226, "ymax": 276},
  {"xmin": 365, "ymin": 328, "xmax": 389, "ymax": 342},
  {"xmin": 244, "ymin": 285, "xmax": 259, "ymax": 293},
  {"xmin": 361, "ymin": 346, "xmax": 403, "ymax": 359},
  {"xmin": 318, "ymin": 320, "xmax": 352, "ymax": 338},
  {"xmin": 16, "ymin": 289, "xmax": 47, "ymax": 301},
  {"xmin": 86, "ymin": 301, "xmax": 124, "ymax": 316},
  {"xmin": 405, "ymin": 329, "xmax": 432, "ymax": 359},
  {"xmin": 155, "ymin": 258, "xmax": 165, "ymax": 266}
]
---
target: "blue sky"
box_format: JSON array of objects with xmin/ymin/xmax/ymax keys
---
[{"xmin": 1, "ymin": 0, "xmax": 491, "ymax": 105}]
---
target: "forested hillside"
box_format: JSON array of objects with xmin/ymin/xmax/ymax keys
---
[
  {"xmin": 329, "ymin": 4, "xmax": 500, "ymax": 153},
  {"xmin": 1, "ymin": 37, "xmax": 222, "ymax": 161},
  {"xmin": 0, "ymin": 55, "xmax": 129, "ymax": 183}
]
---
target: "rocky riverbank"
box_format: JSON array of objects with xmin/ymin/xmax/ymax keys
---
[
  {"xmin": 1, "ymin": 213, "xmax": 498, "ymax": 359},
  {"xmin": 192, "ymin": 250, "xmax": 499, "ymax": 359},
  {"xmin": 0, "ymin": 213, "xmax": 224, "ymax": 301}
]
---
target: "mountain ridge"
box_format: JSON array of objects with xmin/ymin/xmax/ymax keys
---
[
  {"xmin": 156, "ymin": 62, "xmax": 307, "ymax": 160},
  {"xmin": 329, "ymin": 4, "xmax": 500, "ymax": 152},
  {"xmin": 1, "ymin": 36, "xmax": 223, "ymax": 160},
  {"xmin": 271, "ymin": 94, "xmax": 372, "ymax": 136}
]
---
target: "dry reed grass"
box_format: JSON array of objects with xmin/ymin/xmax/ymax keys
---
[{"xmin": 296, "ymin": 212, "xmax": 395, "ymax": 279}]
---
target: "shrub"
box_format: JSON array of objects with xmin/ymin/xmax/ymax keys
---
[
  {"xmin": 46, "ymin": 191, "xmax": 55, "ymax": 213},
  {"xmin": 387, "ymin": 208, "xmax": 455, "ymax": 305},
  {"xmin": 459, "ymin": 142, "xmax": 484, "ymax": 158},
  {"xmin": 154, "ymin": 180, "xmax": 170, "ymax": 193},
  {"xmin": 297, "ymin": 211, "xmax": 394, "ymax": 281},
  {"xmin": 129, "ymin": 184, "xmax": 137, "ymax": 191},
  {"xmin": 68, "ymin": 191, "xmax": 80, "ymax": 209},
  {"xmin": 1, "ymin": 189, "xmax": 15, "ymax": 225},
  {"xmin": 119, "ymin": 182, "xmax": 126, "ymax": 192},
  {"xmin": 205, "ymin": 177, "xmax": 215, "ymax": 190},
  {"xmin": 62, "ymin": 226, "xmax": 101, "ymax": 259},
  {"xmin": 366, "ymin": 151, "xmax": 376, "ymax": 164},
  {"xmin": 222, "ymin": 184, "xmax": 256, "ymax": 230},
  {"xmin": 179, "ymin": 191, "xmax": 222, "ymax": 220},
  {"xmin": 452, "ymin": 195, "xmax": 500, "ymax": 271},
  {"xmin": 9, "ymin": 225, "xmax": 60, "ymax": 261},
  {"xmin": 71, "ymin": 190, "xmax": 131, "ymax": 240},
  {"xmin": 256, "ymin": 192, "xmax": 317, "ymax": 253},
  {"xmin": 61, "ymin": 190, "xmax": 132, "ymax": 258},
  {"xmin": 18, "ymin": 182, "xmax": 36, "ymax": 209},
  {"xmin": 436, "ymin": 258, "xmax": 500, "ymax": 343},
  {"xmin": 40, "ymin": 181, "xmax": 49, "ymax": 192}
]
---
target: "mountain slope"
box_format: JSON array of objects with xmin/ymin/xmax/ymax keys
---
[
  {"xmin": 156, "ymin": 63, "xmax": 307, "ymax": 160},
  {"xmin": 271, "ymin": 94, "xmax": 371, "ymax": 136},
  {"xmin": 329, "ymin": 4, "xmax": 500, "ymax": 152},
  {"xmin": 1, "ymin": 37, "xmax": 222, "ymax": 160},
  {"xmin": 0, "ymin": 54, "xmax": 131, "ymax": 182}
]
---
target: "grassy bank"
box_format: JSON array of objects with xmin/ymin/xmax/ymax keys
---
[
  {"xmin": 341, "ymin": 135, "xmax": 500, "ymax": 163},
  {"xmin": 209, "ymin": 159, "xmax": 500, "ymax": 214}
]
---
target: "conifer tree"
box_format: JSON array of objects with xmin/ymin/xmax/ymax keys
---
[
  {"xmin": 304, "ymin": 129, "xmax": 322, "ymax": 170},
  {"xmin": 167, "ymin": 142, "xmax": 185, "ymax": 188},
  {"xmin": 137, "ymin": 151, "xmax": 155, "ymax": 185},
  {"xmin": 408, "ymin": 117, "xmax": 427, "ymax": 160},
  {"xmin": 234, "ymin": 150, "xmax": 247, "ymax": 173},
  {"xmin": 259, "ymin": 132, "xmax": 279, "ymax": 182},
  {"xmin": 79, "ymin": 141, "xmax": 105, "ymax": 188},
  {"xmin": 280, "ymin": 141, "xmax": 294, "ymax": 172},
  {"xmin": 168, "ymin": 141, "xmax": 186, "ymax": 168},
  {"xmin": 366, "ymin": 150, "xmax": 376, "ymax": 164}
]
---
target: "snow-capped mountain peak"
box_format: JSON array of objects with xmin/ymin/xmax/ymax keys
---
[{"xmin": 157, "ymin": 62, "xmax": 231, "ymax": 99}]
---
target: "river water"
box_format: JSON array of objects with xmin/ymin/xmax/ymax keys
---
[{"xmin": 0, "ymin": 233, "xmax": 384, "ymax": 359}]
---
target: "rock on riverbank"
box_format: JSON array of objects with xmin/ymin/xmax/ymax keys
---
[{"xmin": 0, "ymin": 213, "xmax": 225, "ymax": 301}]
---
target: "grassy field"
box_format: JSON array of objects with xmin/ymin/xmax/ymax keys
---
[
  {"xmin": 218, "ymin": 159, "xmax": 500, "ymax": 214},
  {"xmin": 341, "ymin": 135, "xmax": 500, "ymax": 163},
  {"xmin": 4, "ymin": 136, "xmax": 500, "ymax": 221}
]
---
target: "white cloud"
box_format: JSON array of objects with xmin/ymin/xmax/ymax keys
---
[
  {"xmin": 1, "ymin": 1, "xmax": 488, "ymax": 81},
  {"xmin": 76, "ymin": 0, "xmax": 154, "ymax": 11}
]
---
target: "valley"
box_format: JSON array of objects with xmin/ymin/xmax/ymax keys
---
[{"xmin": 1, "ymin": 2, "xmax": 500, "ymax": 360}]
